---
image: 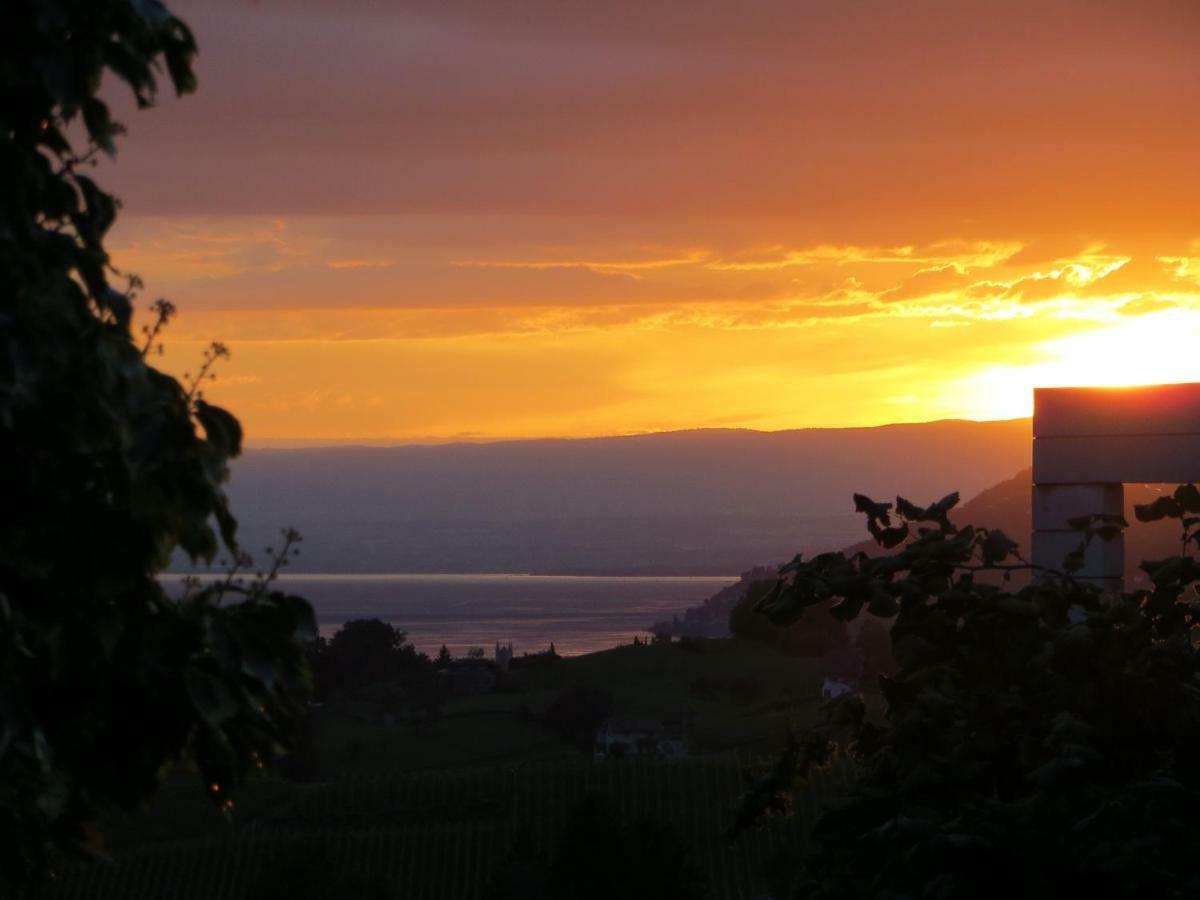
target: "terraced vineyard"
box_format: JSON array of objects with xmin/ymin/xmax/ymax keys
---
[{"xmin": 46, "ymin": 758, "xmax": 853, "ymax": 900}]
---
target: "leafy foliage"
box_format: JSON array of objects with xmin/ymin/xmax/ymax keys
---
[
  {"xmin": 735, "ymin": 487, "xmax": 1200, "ymax": 899},
  {"xmin": 0, "ymin": 2, "xmax": 314, "ymax": 892}
]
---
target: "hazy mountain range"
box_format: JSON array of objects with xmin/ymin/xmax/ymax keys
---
[{"xmin": 197, "ymin": 418, "xmax": 1034, "ymax": 575}]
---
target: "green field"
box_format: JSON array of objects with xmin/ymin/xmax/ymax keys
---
[
  {"xmin": 313, "ymin": 639, "xmax": 841, "ymax": 774},
  {"xmin": 48, "ymin": 758, "xmax": 855, "ymax": 900},
  {"xmin": 44, "ymin": 638, "xmax": 863, "ymax": 899}
]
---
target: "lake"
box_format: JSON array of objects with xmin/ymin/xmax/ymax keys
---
[{"xmin": 162, "ymin": 573, "xmax": 737, "ymax": 657}]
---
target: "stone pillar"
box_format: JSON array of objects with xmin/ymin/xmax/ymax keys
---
[{"xmin": 1031, "ymin": 482, "xmax": 1123, "ymax": 589}]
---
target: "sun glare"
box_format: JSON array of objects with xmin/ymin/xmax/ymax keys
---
[{"xmin": 953, "ymin": 309, "xmax": 1200, "ymax": 420}]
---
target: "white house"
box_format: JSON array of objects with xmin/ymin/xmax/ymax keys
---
[{"xmin": 594, "ymin": 716, "xmax": 688, "ymax": 760}]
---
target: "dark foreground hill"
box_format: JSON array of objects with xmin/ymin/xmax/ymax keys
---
[{"xmin": 206, "ymin": 419, "xmax": 1032, "ymax": 575}]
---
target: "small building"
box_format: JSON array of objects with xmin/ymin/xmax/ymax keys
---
[
  {"xmin": 594, "ymin": 715, "xmax": 689, "ymax": 760},
  {"xmin": 494, "ymin": 642, "xmax": 513, "ymax": 671}
]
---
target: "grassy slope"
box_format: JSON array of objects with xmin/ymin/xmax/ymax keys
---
[{"xmin": 312, "ymin": 639, "xmax": 835, "ymax": 774}]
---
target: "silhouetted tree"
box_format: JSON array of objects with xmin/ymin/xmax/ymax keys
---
[
  {"xmin": 0, "ymin": 3, "xmax": 313, "ymax": 892},
  {"xmin": 309, "ymin": 619, "xmax": 430, "ymax": 699},
  {"xmin": 436, "ymin": 644, "xmax": 453, "ymax": 668}
]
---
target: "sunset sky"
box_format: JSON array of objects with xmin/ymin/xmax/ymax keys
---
[{"xmin": 102, "ymin": 0, "xmax": 1200, "ymax": 444}]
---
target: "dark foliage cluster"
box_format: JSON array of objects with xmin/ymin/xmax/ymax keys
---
[
  {"xmin": 488, "ymin": 793, "xmax": 706, "ymax": 900},
  {"xmin": 0, "ymin": 2, "xmax": 314, "ymax": 892},
  {"xmin": 734, "ymin": 488, "xmax": 1200, "ymax": 898},
  {"xmin": 542, "ymin": 685, "xmax": 614, "ymax": 752}
]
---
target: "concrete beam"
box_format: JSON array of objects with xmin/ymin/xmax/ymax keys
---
[{"xmin": 1034, "ymin": 383, "xmax": 1200, "ymax": 437}]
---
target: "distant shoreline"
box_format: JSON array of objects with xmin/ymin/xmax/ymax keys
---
[{"xmin": 158, "ymin": 572, "xmax": 738, "ymax": 657}]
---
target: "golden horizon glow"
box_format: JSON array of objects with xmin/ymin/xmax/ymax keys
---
[
  {"xmin": 116, "ymin": 217, "xmax": 1200, "ymax": 444},
  {"xmin": 950, "ymin": 309, "xmax": 1200, "ymax": 422}
]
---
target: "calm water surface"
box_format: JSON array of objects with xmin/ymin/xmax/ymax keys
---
[{"xmin": 163, "ymin": 573, "xmax": 736, "ymax": 657}]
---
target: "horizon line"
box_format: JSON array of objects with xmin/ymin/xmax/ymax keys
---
[{"xmin": 241, "ymin": 414, "xmax": 1032, "ymax": 451}]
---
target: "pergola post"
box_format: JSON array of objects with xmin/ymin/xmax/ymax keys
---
[{"xmin": 1031, "ymin": 482, "xmax": 1123, "ymax": 589}]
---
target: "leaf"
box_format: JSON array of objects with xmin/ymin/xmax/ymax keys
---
[
  {"xmin": 195, "ymin": 400, "xmax": 243, "ymax": 458},
  {"xmin": 132, "ymin": 0, "xmax": 173, "ymax": 26},
  {"xmin": 74, "ymin": 175, "xmax": 117, "ymax": 239},
  {"xmin": 853, "ymin": 493, "xmax": 892, "ymax": 523},
  {"xmin": 830, "ymin": 595, "xmax": 865, "ymax": 621},
  {"xmin": 82, "ymin": 98, "xmax": 118, "ymax": 156},
  {"xmin": 211, "ymin": 494, "xmax": 239, "ymax": 554},
  {"xmin": 929, "ymin": 491, "xmax": 960, "ymax": 517},
  {"xmin": 980, "ymin": 529, "xmax": 1019, "ymax": 566},
  {"xmin": 877, "ymin": 524, "xmax": 909, "ymax": 549},
  {"xmin": 101, "ymin": 288, "xmax": 132, "ymax": 327},
  {"xmin": 895, "ymin": 496, "xmax": 926, "ymax": 521},
  {"xmin": 1135, "ymin": 496, "xmax": 1182, "ymax": 522},
  {"xmin": 1175, "ymin": 483, "xmax": 1200, "ymax": 513},
  {"xmin": 185, "ymin": 666, "xmax": 238, "ymax": 727},
  {"xmin": 867, "ymin": 592, "xmax": 899, "ymax": 617}
]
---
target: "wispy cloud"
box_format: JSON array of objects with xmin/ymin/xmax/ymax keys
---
[
  {"xmin": 452, "ymin": 250, "xmax": 711, "ymax": 278},
  {"xmin": 326, "ymin": 258, "xmax": 395, "ymax": 270},
  {"xmin": 705, "ymin": 240, "xmax": 1024, "ymax": 272},
  {"xmin": 111, "ymin": 218, "xmax": 320, "ymax": 280}
]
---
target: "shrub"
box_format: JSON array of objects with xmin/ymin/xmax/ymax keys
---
[{"xmin": 733, "ymin": 488, "xmax": 1200, "ymax": 899}]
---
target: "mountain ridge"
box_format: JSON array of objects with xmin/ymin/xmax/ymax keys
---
[{"xmin": 196, "ymin": 418, "xmax": 1033, "ymax": 575}]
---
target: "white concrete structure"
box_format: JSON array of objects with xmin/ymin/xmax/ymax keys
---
[
  {"xmin": 1032, "ymin": 382, "xmax": 1200, "ymax": 587},
  {"xmin": 821, "ymin": 677, "xmax": 854, "ymax": 699}
]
